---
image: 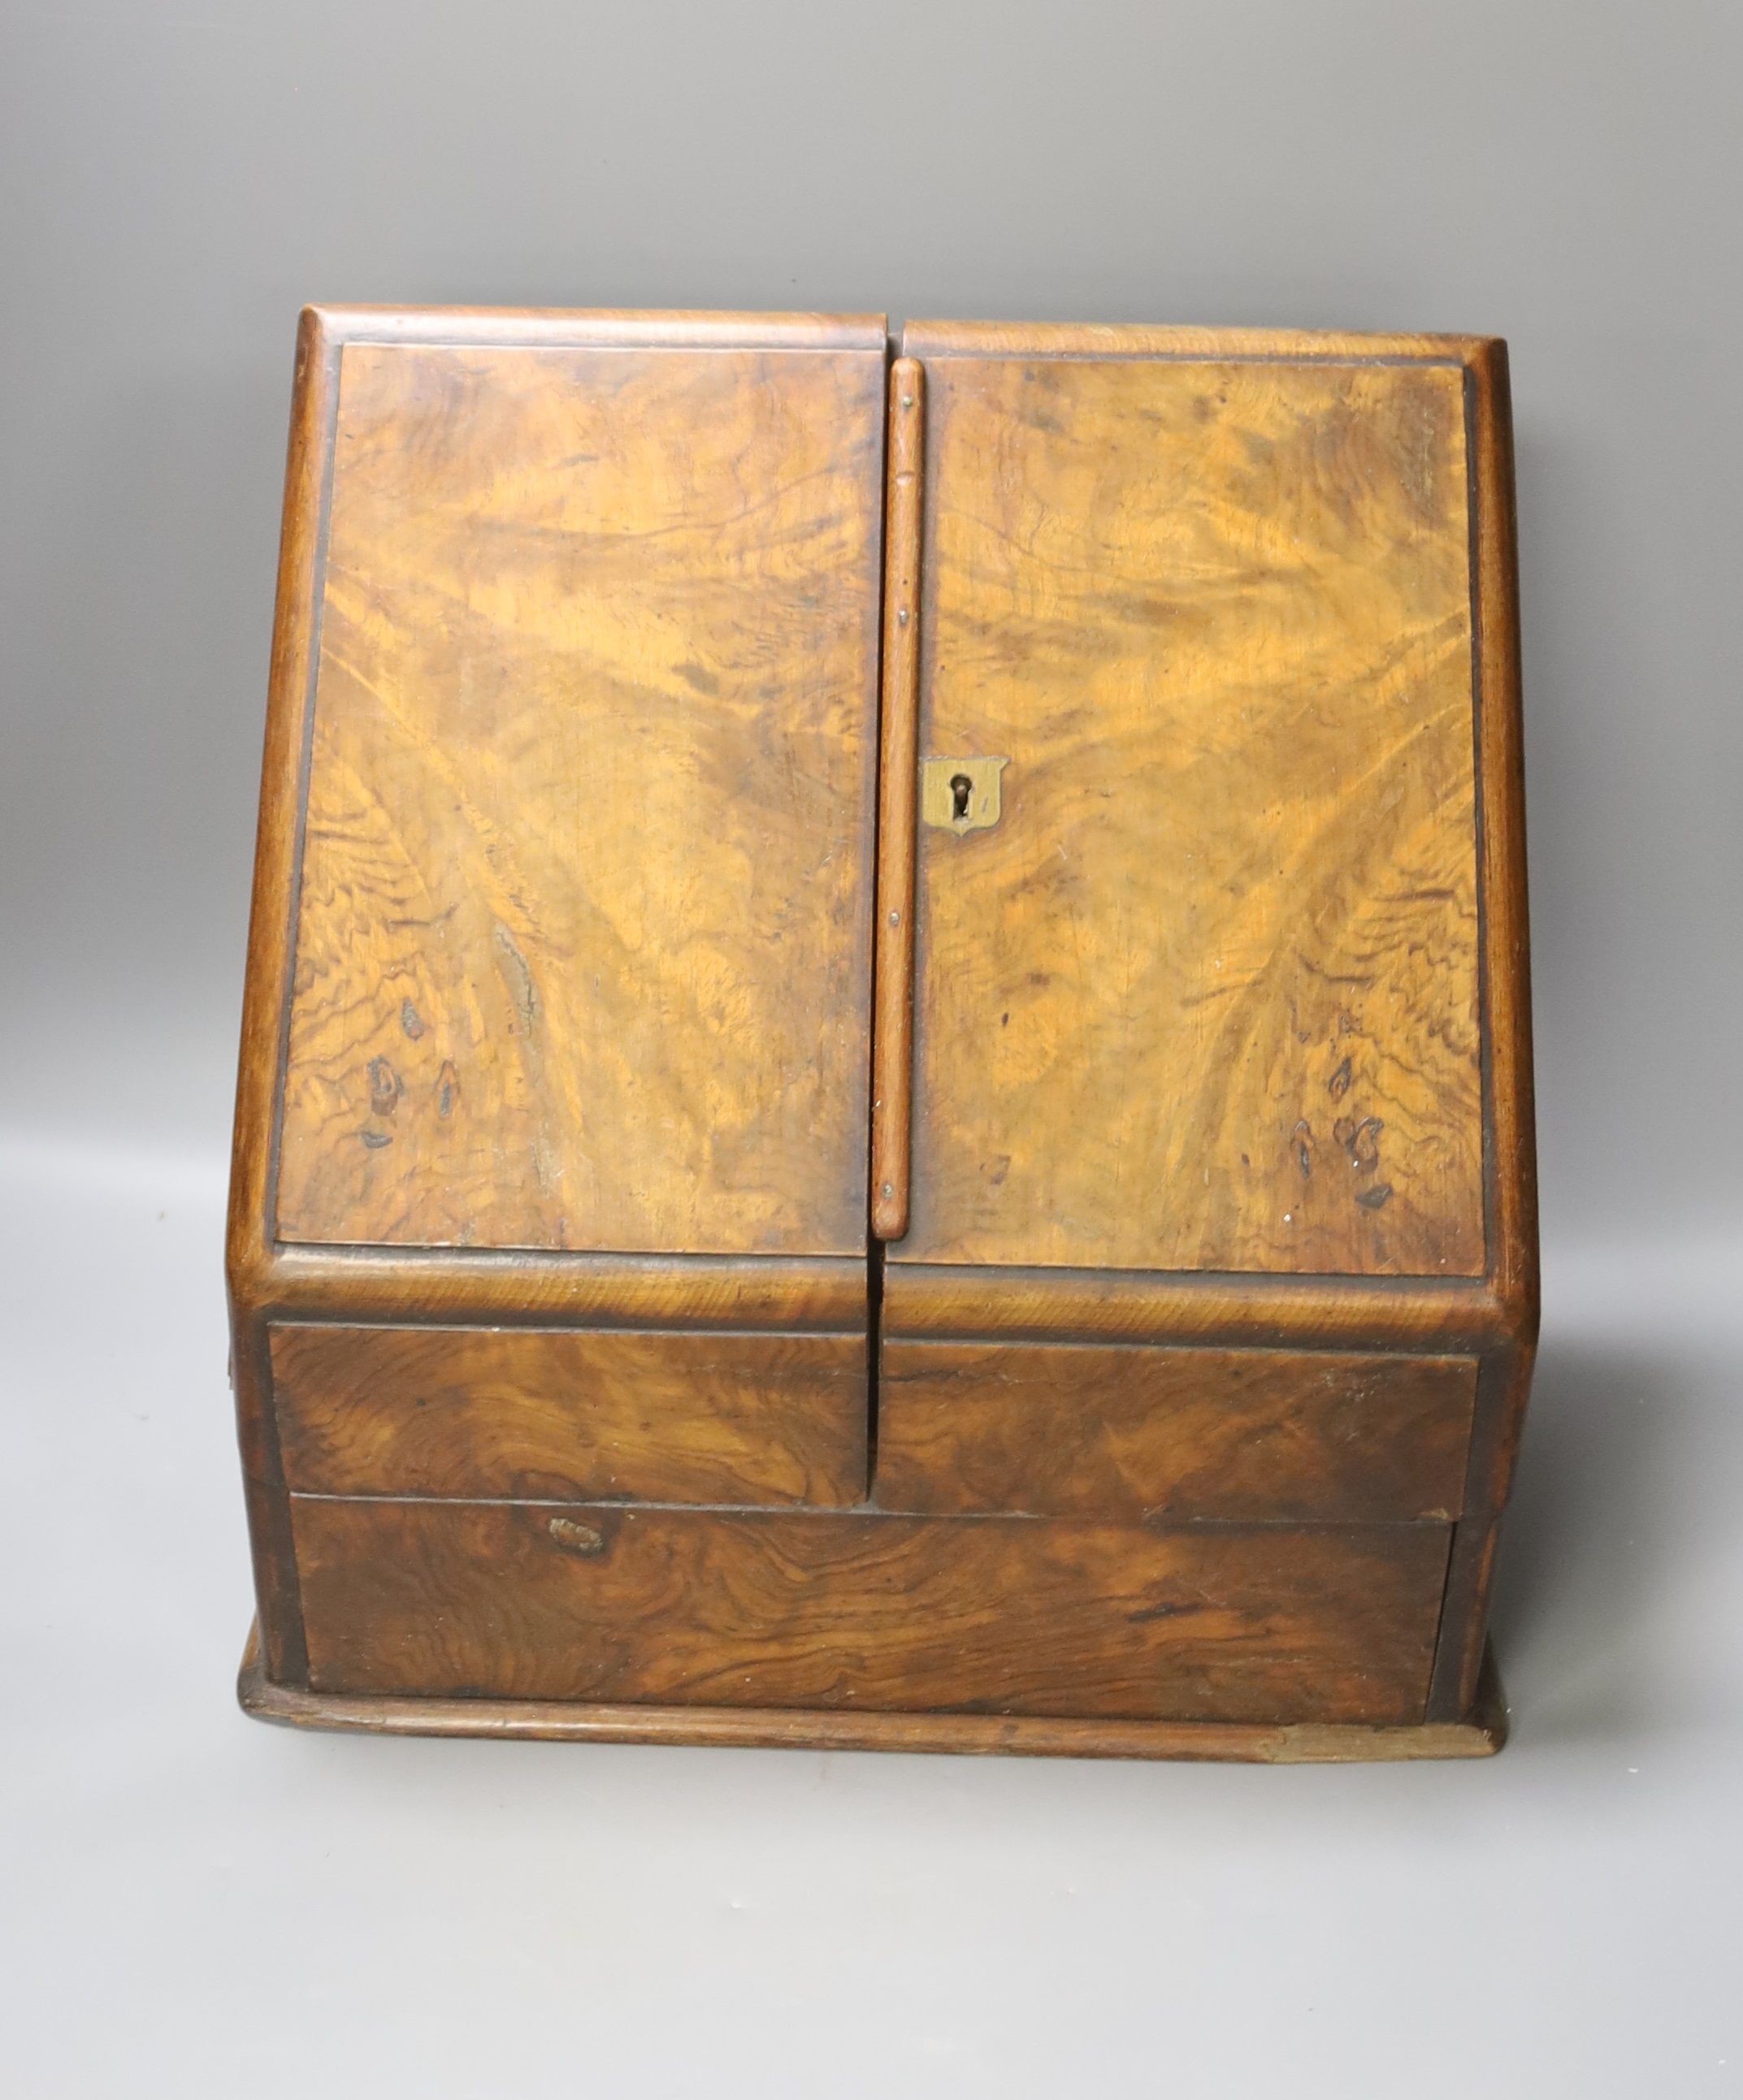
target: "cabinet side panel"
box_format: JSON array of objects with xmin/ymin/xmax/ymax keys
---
[
  {"xmin": 902, "ymin": 351, "xmax": 1484, "ymax": 1277},
  {"xmin": 274, "ymin": 339, "xmax": 886, "ymax": 1258},
  {"xmin": 227, "ymin": 308, "xmax": 343, "ymax": 1682},
  {"xmin": 1469, "ymin": 340, "xmax": 1538, "ymax": 1339}
]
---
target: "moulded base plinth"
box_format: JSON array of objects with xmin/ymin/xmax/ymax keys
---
[{"xmin": 236, "ymin": 1625, "xmax": 1507, "ymax": 1763}]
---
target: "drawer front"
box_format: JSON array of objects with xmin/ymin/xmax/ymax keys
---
[
  {"xmin": 271, "ymin": 1323, "xmax": 865, "ymax": 1508},
  {"xmin": 875, "ymin": 1342, "xmax": 1476, "ymax": 1522},
  {"xmin": 292, "ymin": 1497, "xmax": 1450, "ymax": 1725}
]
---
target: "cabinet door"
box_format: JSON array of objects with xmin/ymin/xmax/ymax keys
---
[
  {"xmin": 272, "ymin": 312, "xmax": 887, "ymax": 1258},
  {"xmin": 895, "ymin": 325, "xmax": 1487, "ymax": 1278}
]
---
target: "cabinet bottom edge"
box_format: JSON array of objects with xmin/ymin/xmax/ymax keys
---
[{"xmin": 236, "ymin": 1623, "xmax": 1507, "ymax": 1764}]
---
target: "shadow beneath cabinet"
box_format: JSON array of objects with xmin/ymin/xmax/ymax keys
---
[{"xmin": 1489, "ymin": 1326, "xmax": 1736, "ymax": 1750}]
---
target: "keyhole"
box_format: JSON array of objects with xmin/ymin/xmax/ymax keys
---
[{"xmin": 950, "ymin": 773, "xmax": 973, "ymax": 822}]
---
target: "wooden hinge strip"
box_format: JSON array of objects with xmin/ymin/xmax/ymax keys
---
[{"xmin": 871, "ymin": 358, "xmax": 924, "ymax": 1242}]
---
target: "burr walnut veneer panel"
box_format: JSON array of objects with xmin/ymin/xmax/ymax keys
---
[
  {"xmin": 271, "ymin": 1322, "xmax": 866, "ymax": 1508},
  {"xmin": 275, "ymin": 336, "xmax": 887, "ymax": 1257},
  {"xmin": 900, "ymin": 344, "xmax": 1484, "ymax": 1276},
  {"xmin": 874, "ymin": 1342, "xmax": 1477, "ymax": 1521},
  {"xmin": 292, "ymin": 1498, "xmax": 1450, "ymax": 1725}
]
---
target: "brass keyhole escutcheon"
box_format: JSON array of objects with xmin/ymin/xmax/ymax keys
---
[{"xmin": 921, "ymin": 756, "xmax": 1009, "ymax": 834}]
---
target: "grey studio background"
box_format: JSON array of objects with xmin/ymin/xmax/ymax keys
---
[{"xmin": 2, "ymin": 3, "xmax": 1739, "ymax": 2094}]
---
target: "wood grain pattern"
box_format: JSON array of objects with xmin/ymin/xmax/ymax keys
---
[
  {"xmin": 227, "ymin": 311, "xmax": 1535, "ymax": 1751},
  {"xmin": 1453, "ymin": 344, "xmax": 1539, "ymax": 1720},
  {"xmin": 226, "ymin": 307, "xmax": 345, "ymax": 1684},
  {"xmin": 870, "ymin": 358, "xmax": 924, "ymax": 1241},
  {"xmin": 241, "ymin": 1623, "xmax": 1507, "ymax": 1760},
  {"xmin": 291, "ymin": 1498, "xmax": 1449, "ymax": 1724},
  {"xmin": 882, "ymin": 1260, "xmax": 1512, "ymax": 1351},
  {"xmin": 271, "ymin": 1322, "xmax": 866, "ymax": 1505},
  {"xmin": 899, "ymin": 348, "xmax": 1484, "ymax": 1277},
  {"xmin": 1432, "ymin": 318, "xmax": 1539, "ymax": 1719},
  {"xmin": 1427, "ymin": 1510, "xmax": 1502, "ymax": 1722},
  {"xmin": 245, "ymin": 1244, "xmax": 868, "ymax": 1335},
  {"xmin": 274, "ymin": 334, "xmax": 886, "ymax": 1257},
  {"xmin": 874, "ymin": 1341, "xmax": 1476, "ymax": 1521},
  {"xmin": 313, "ymin": 308, "xmax": 889, "ymax": 353},
  {"xmin": 901, "ymin": 320, "xmax": 1498, "ymax": 362},
  {"xmin": 1429, "ymin": 1338, "xmax": 1536, "ymax": 1717},
  {"xmin": 1469, "ymin": 340, "xmax": 1537, "ymax": 1332}
]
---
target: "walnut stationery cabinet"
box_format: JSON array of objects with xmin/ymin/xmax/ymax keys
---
[{"xmin": 228, "ymin": 308, "xmax": 1537, "ymax": 1760}]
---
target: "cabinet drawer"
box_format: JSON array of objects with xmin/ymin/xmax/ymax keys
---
[
  {"xmin": 874, "ymin": 1342, "xmax": 1476, "ymax": 1522},
  {"xmin": 291, "ymin": 1497, "xmax": 1450, "ymax": 1725},
  {"xmin": 270, "ymin": 1323, "xmax": 865, "ymax": 1507}
]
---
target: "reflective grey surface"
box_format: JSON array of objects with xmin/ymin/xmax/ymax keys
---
[{"xmin": 2, "ymin": 1, "xmax": 1740, "ymax": 2089}]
